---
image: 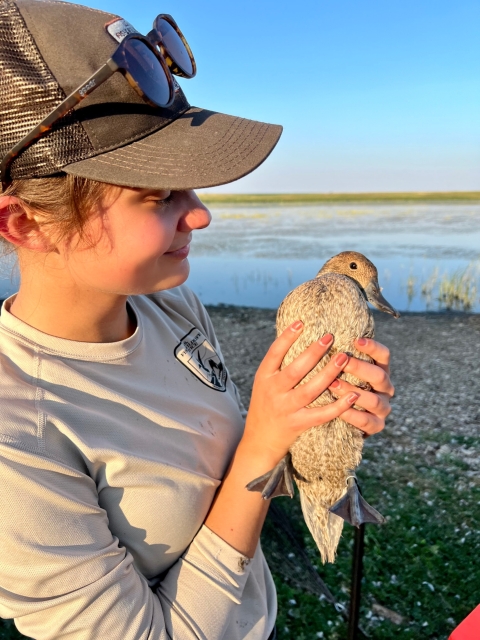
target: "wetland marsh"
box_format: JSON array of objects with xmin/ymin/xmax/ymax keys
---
[
  {"xmin": 188, "ymin": 200, "xmax": 480, "ymax": 314},
  {"xmin": 0, "ymin": 198, "xmax": 479, "ymax": 314}
]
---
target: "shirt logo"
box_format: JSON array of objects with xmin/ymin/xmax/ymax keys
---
[
  {"xmin": 105, "ymin": 18, "xmax": 140, "ymax": 43},
  {"xmin": 174, "ymin": 328, "xmax": 227, "ymax": 392}
]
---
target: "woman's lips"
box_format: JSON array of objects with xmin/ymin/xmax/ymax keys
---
[{"xmin": 165, "ymin": 243, "xmax": 190, "ymax": 259}]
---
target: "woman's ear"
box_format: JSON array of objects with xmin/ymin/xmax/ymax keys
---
[{"xmin": 0, "ymin": 195, "xmax": 54, "ymax": 251}]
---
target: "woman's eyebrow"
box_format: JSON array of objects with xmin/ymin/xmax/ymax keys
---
[
  {"xmin": 131, "ymin": 188, "xmax": 172, "ymax": 200},
  {"xmin": 147, "ymin": 189, "xmax": 172, "ymax": 196}
]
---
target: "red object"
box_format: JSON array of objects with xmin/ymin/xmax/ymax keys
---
[{"xmin": 449, "ymin": 605, "xmax": 480, "ymax": 640}]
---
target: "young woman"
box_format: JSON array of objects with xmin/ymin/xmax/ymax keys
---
[{"xmin": 0, "ymin": 2, "xmax": 393, "ymax": 639}]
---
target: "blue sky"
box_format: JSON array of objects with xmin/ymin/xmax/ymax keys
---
[{"xmin": 83, "ymin": 0, "xmax": 479, "ymax": 193}]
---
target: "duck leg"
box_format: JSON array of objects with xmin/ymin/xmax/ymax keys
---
[
  {"xmin": 329, "ymin": 476, "xmax": 385, "ymax": 527},
  {"xmin": 246, "ymin": 453, "xmax": 295, "ymax": 499}
]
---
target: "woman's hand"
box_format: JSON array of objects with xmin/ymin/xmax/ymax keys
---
[
  {"xmin": 206, "ymin": 328, "xmax": 391, "ymax": 558},
  {"xmin": 239, "ymin": 321, "xmax": 360, "ymax": 466},
  {"xmin": 328, "ymin": 337, "xmax": 394, "ymax": 437}
]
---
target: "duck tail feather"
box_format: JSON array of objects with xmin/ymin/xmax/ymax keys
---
[
  {"xmin": 246, "ymin": 454, "xmax": 295, "ymax": 499},
  {"xmin": 300, "ymin": 491, "xmax": 345, "ymax": 564},
  {"xmin": 329, "ymin": 478, "xmax": 386, "ymax": 527}
]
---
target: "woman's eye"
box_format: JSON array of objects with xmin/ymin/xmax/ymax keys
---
[{"xmin": 150, "ymin": 192, "xmax": 173, "ymax": 206}]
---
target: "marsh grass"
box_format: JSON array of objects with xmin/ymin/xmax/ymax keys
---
[
  {"xmin": 402, "ymin": 263, "xmax": 480, "ymax": 312},
  {"xmin": 437, "ymin": 266, "xmax": 478, "ymax": 311},
  {"xmin": 219, "ymin": 212, "xmax": 272, "ymax": 220},
  {"xmin": 420, "ymin": 267, "xmax": 440, "ymax": 308},
  {"xmin": 199, "ymin": 192, "xmax": 480, "ymax": 205},
  {"xmin": 406, "ymin": 273, "xmax": 417, "ymax": 306}
]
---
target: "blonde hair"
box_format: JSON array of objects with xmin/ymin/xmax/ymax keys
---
[{"xmin": 1, "ymin": 174, "xmax": 113, "ymax": 249}]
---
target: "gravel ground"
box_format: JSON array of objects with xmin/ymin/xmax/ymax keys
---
[
  {"xmin": 206, "ymin": 306, "xmax": 480, "ymax": 472},
  {"xmin": 206, "ymin": 305, "xmax": 480, "ymax": 638}
]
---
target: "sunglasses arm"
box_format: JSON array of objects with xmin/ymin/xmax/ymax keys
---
[{"xmin": 1, "ymin": 59, "xmax": 119, "ymax": 189}]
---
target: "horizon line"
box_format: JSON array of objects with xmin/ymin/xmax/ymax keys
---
[{"xmin": 198, "ymin": 191, "xmax": 480, "ymax": 203}]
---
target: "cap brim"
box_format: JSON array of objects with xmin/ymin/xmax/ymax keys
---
[{"xmin": 63, "ymin": 107, "xmax": 282, "ymax": 190}]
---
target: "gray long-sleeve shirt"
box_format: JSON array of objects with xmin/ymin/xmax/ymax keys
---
[{"xmin": 0, "ymin": 285, "xmax": 276, "ymax": 640}]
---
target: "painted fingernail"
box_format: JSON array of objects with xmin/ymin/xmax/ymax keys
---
[
  {"xmin": 319, "ymin": 333, "xmax": 333, "ymax": 346},
  {"xmin": 335, "ymin": 353, "xmax": 349, "ymax": 367},
  {"xmin": 347, "ymin": 393, "xmax": 359, "ymax": 404},
  {"xmin": 330, "ymin": 379, "xmax": 341, "ymax": 388},
  {"xmin": 291, "ymin": 321, "xmax": 303, "ymax": 331},
  {"xmin": 357, "ymin": 337, "xmax": 368, "ymax": 346}
]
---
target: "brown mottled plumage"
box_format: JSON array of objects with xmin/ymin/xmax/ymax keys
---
[{"xmin": 247, "ymin": 251, "xmax": 399, "ymax": 563}]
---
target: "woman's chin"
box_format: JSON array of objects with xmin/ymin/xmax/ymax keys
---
[{"xmin": 147, "ymin": 263, "xmax": 191, "ymax": 294}]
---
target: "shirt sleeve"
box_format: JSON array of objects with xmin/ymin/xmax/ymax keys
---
[{"xmin": 0, "ymin": 442, "xmax": 255, "ymax": 640}]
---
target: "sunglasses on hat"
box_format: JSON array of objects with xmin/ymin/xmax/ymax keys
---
[{"xmin": 1, "ymin": 14, "xmax": 195, "ymax": 189}]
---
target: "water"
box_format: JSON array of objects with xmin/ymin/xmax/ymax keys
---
[
  {"xmin": 1, "ymin": 203, "xmax": 479, "ymax": 312},
  {"xmin": 187, "ymin": 203, "xmax": 480, "ymax": 312},
  {"xmin": 0, "ymin": 254, "xmax": 18, "ymax": 301}
]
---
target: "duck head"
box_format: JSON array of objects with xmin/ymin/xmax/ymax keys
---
[{"xmin": 317, "ymin": 251, "xmax": 400, "ymax": 318}]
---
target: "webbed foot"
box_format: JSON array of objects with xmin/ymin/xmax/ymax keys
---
[
  {"xmin": 329, "ymin": 476, "xmax": 385, "ymax": 527},
  {"xmin": 246, "ymin": 454, "xmax": 295, "ymax": 499}
]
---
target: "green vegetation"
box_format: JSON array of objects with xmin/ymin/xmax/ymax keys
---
[
  {"xmin": 406, "ymin": 262, "xmax": 480, "ymax": 312},
  {"xmin": 261, "ymin": 443, "xmax": 479, "ymax": 640},
  {"xmin": 198, "ymin": 191, "xmax": 480, "ymax": 205},
  {"xmin": 438, "ymin": 267, "xmax": 478, "ymax": 312}
]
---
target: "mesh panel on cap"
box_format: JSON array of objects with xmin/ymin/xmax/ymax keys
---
[{"xmin": 0, "ymin": 0, "xmax": 93, "ymax": 179}]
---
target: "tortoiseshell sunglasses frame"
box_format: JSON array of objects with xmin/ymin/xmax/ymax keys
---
[
  {"xmin": 147, "ymin": 14, "xmax": 196, "ymax": 79},
  {"xmin": 1, "ymin": 14, "xmax": 196, "ymax": 189}
]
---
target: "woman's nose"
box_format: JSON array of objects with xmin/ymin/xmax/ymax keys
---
[{"xmin": 177, "ymin": 191, "xmax": 212, "ymax": 231}]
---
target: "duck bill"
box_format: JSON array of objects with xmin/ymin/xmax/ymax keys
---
[{"xmin": 365, "ymin": 281, "xmax": 400, "ymax": 318}]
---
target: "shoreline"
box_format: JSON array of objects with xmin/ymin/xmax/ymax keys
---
[
  {"xmin": 207, "ymin": 303, "xmax": 480, "ymax": 317},
  {"xmin": 2, "ymin": 299, "xmax": 478, "ymax": 316},
  {"xmin": 198, "ymin": 191, "xmax": 480, "ymax": 205}
]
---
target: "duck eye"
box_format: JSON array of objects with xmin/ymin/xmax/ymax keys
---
[{"xmin": 349, "ymin": 262, "xmax": 358, "ymax": 270}]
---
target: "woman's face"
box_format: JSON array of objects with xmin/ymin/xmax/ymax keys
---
[{"xmin": 62, "ymin": 187, "xmax": 212, "ymax": 295}]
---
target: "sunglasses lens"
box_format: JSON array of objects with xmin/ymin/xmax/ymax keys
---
[
  {"xmin": 123, "ymin": 38, "xmax": 172, "ymax": 106},
  {"xmin": 156, "ymin": 17, "xmax": 194, "ymax": 76}
]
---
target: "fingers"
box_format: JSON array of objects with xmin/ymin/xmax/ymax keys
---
[
  {"xmin": 340, "ymin": 407, "xmax": 385, "ymax": 436},
  {"xmin": 280, "ymin": 334, "xmax": 336, "ymax": 390},
  {"xmin": 292, "ymin": 392, "xmax": 360, "ymax": 433},
  {"xmin": 257, "ymin": 320, "xmax": 305, "ymax": 376},
  {"xmin": 344, "ymin": 356, "xmax": 395, "ymax": 397},
  {"xmin": 355, "ymin": 337, "xmax": 391, "ymax": 373},
  {"xmin": 328, "ymin": 376, "xmax": 390, "ymax": 436},
  {"xmin": 291, "ymin": 352, "xmax": 350, "ymax": 405},
  {"xmin": 328, "ymin": 378, "xmax": 391, "ymax": 418},
  {"xmin": 261, "ymin": 324, "xmax": 338, "ymax": 391}
]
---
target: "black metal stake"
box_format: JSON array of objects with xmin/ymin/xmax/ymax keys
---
[{"xmin": 347, "ymin": 522, "xmax": 366, "ymax": 640}]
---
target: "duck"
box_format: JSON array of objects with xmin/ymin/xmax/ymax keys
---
[{"xmin": 247, "ymin": 251, "xmax": 399, "ymax": 563}]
